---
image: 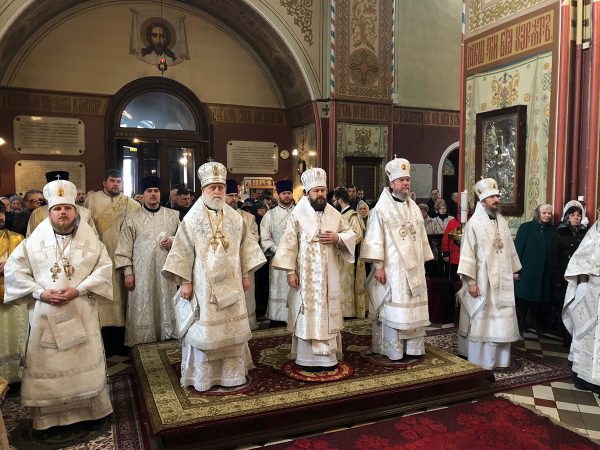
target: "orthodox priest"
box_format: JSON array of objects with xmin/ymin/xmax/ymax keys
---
[
  {"xmin": 225, "ymin": 179, "xmax": 260, "ymax": 330},
  {"xmin": 0, "ymin": 202, "xmax": 26, "ymax": 383},
  {"xmin": 260, "ymin": 179, "xmax": 294, "ymax": 326},
  {"xmin": 272, "ymin": 168, "xmax": 355, "ymax": 371},
  {"xmin": 457, "ymin": 178, "xmax": 521, "ymax": 370},
  {"xmin": 4, "ymin": 179, "xmax": 113, "ymax": 430},
  {"xmin": 26, "ymin": 171, "xmax": 97, "ymax": 236},
  {"xmin": 562, "ymin": 219, "xmax": 600, "ymax": 392},
  {"xmin": 114, "ymin": 176, "xmax": 180, "ymax": 346},
  {"xmin": 333, "ymin": 188, "xmax": 366, "ymax": 318},
  {"xmin": 163, "ymin": 162, "xmax": 266, "ymax": 391},
  {"xmin": 85, "ymin": 169, "xmax": 140, "ymax": 353},
  {"xmin": 360, "ymin": 158, "xmax": 433, "ymax": 361}
]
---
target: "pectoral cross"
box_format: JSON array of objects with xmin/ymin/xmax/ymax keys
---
[{"xmin": 210, "ymin": 235, "xmax": 220, "ymax": 252}]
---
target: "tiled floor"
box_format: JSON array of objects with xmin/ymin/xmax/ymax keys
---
[{"xmin": 106, "ymin": 326, "xmax": 600, "ymax": 447}]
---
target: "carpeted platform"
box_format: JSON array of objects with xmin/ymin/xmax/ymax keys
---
[
  {"xmin": 266, "ymin": 397, "xmax": 599, "ymax": 449},
  {"xmin": 3, "ymin": 374, "xmax": 146, "ymax": 450},
  {"xmin": 133, "ymin": 320, "xmax": 492, "ymax": 449}
]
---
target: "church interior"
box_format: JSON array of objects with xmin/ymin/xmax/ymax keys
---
[{"xmin": 1, "ymin": 0, "xmax": 600, "ymax": 449}]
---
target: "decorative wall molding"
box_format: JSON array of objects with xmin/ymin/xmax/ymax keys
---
[
  {"xmin": 0, "ymin": 88, "xmax": 110, "ymax": 116},
  {"xmin": 394, "ymin": 108, "xmax": 461, "ymax": 128},
  {"xmin": 466, "ymin": 0, "xmax": 554, "ymax": 37},
  {"xmin": 207, "ymin": 104, "xmax": 288, "ymax": 126},
  {"xmin": 336, "ymin": 101, "xmax": 391, "ymax": 123},
  {"xmin": 280, "ymin": 0, "xmax": 314, "ymax": 46},
  {"xmin": 288, "ymin": 102, "xmax": 314, "ymax": 127}
]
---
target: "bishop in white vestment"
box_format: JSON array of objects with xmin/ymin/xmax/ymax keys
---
[
  {"xmin": 260, "ymin": 179, "xmax": 294, "ymax": 324},
  {"xmin": 225, "ymin": 179, "xmax": 261, "ymax": 330},
  {"xmin": 360, "ymin": 158, "xmax": 433, "ymax": 360},
  {"xmin": 4, "ymin": 180, "xmax": 113, "ymax": 430},
  {"xmin": 163, "ymin": 162, "xmax": 266, "ymax": 391},
  {"xmin": 85, "ymin": 170, "xmax": 140, "ymax": 328},
  {"xmin": 272, "ymin": 168, "xmax": 355, "ymax": 370},
  {"xmin": 562, "ymin": 219, "xmax": 600, "ymax": 391},
  {"xmin": 457, "ymin": 178, "xmax": 521, "ymax": 370},
  {"xmin": 114, "ymin": 176, "xmax": 180, "ymax": 346}
]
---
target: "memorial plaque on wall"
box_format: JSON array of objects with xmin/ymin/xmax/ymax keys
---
[
  {"xmin": 15, "ymin": 161, "xmax": 86, "ymax": 196},
  {"xmin": 410, "ymin": 163, "xmax": 433, "ymax": 199},
  {"xmin": 227, "ymin": 140, "xmax": 278, "ymax": 174},
  {"xmin": 13, "ymin": 115, "xmax": 85, "ymax": 155}
]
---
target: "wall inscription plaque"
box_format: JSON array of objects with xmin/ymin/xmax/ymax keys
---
[
  {"xmin": 227, "ymin": 140, "xmax": 278, "ymax": 174},
  {"xmin": 13, "ymin": 115, "xmax": 85, "ymax": 155},
  {"xmin": 410, "ymin": 163, "xmax": 433, "ymax": 199},
  {"xmin": 15, "ymin": 161, "xmax": 86, "ymax": 196}
]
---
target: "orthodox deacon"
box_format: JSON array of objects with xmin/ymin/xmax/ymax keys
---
[
  {"xmin": 162, "ymin": 162, "xmax": 266, "ymax": 391},
  {"xmin": 225, "ymin": 179, "xmax": 260, "ymax": 330},
  {"xmin": 114, "ymin": 176, "xmax": 180, "ymax": 346},
  {"xmin": 85, "ymin": 169, "xmax": 139, "ymax": 353},
  {"xmin": 360, "ymin": 158, "xmax": 433, "ymax": 361},
  {"xmin": 0, "ymin": 202, "xmax": 26, "ymax": 383},
  {"xmin": 457, "ymin": 178, "xmax": 521, "ymax": 370},
  {"xmin": 4, "ymin": 179, "xmax": 113, "ymax": 430},
  {"xmin": 562, "ymin": 219, "xmax": 600, "ymax": 392},
  {"xmin": 272, "ymin": 168, "xmax": 355, "ymax": 371},
  {"xmin": 259, "ymin": 179, "xmax": 295, "ymax": 325},
  {"xmin": 333, "ymin": 188, "xmax": 367, "ymax": 318}
]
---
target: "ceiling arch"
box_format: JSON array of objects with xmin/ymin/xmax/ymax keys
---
[{"xmin": 0, "ymin": 0, "xmax": 313, "ymax": 108}]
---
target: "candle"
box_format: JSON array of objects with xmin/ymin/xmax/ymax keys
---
[{"xmin": 460, "ymin": 190, "xmax": 468, "ymax": 224}]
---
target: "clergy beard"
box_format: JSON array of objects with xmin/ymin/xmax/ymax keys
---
[
  {"xmin": 203, "ymin": 195, "xmax": 224, "ymax": 211},
  {"xmin": 310, "ymin": 197, "xmax": 327, "ymax": 211},
  {"xmin": 485, "ymin": 204, "xmax": 500, "ymax": 219},
  {"xmin": 51, "ymin": 217, "xmax": 77, "ymax": 234},
  {"xmin": 392, "ymin": 189, "xmax": 409, "ymax": 201}
]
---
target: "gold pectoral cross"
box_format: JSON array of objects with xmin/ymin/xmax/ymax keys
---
[
  {"xmin": 63, "ymin": 261, "xmax": 75, "ymax": 280},
  {"xmin": 50, "ymin": 262, "xmax": 61, "ymax": 281},
  {"xmin": 210, "ymin": 235, "xmax": 220, "ymax": 252}
]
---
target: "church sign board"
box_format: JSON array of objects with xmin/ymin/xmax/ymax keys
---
[
  {"xmin": 227, "ymin": 140, "xmax": 279, "ymax": 175},
  {"xmin": 13, "ymin": 115, "xmax": 85, "ymax": 155}
]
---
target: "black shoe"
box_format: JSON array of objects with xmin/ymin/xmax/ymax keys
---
[{"xmin": 296, "ymin": 364, "xmax": 338, "ymax": 372}]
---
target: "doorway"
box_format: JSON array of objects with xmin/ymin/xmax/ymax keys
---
[{"xmin": 344, "ymin": 156, "xmax": 383, "ymax": 203}]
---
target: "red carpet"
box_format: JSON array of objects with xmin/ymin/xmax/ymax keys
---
[{"xmin": 268, "ymin": 398, "xmax": 597, "ymax": 450}]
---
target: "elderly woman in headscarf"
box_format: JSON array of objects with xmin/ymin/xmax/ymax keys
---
[
  {"xmin": 357, "ymin": 200, "xmax": 370, "ymax": 227},
  {"xmin": 548, "ymin": 201, "xmax": 587, "ymax": 341},
  {"xmin": 514, "ymin": 204, "xmax": 556, "ymax": 333}
]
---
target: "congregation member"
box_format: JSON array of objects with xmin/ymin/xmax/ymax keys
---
[
  {"xmin": 0, "ymin": 202, "xmax": 25, "ymax": 383},
  {"xmin": 11, "ymin": 189, "xmax": 44, "ymax": 236},
  {"xmin": 9, "ymin": 195, "xmax": 23, "ymax": 213},
  {"xmin": 356, "ymin": 199, "xmax": 371, "ymax": 276},
  {"xmin": 163, "ymin": 162, "xmax": 265, "ymax": 392},
  {"xmin": 175, "ymin": 188, "xmax": 193, "ymax": 220},
  {"xmin": 259, "ymin": 179, "xmax": 294, "ymax": 326},
  {"xmin": 361, "ymin": 158, "xmax": 433, "ymax": 362},
  {"xmin": 347, "ymin": 184, "xmax": 359, "ymax": 210},
  {"xmin": 273, "ymin": 168, "xmax": 355, "ymax": 371},
  {"xmin": 85, "ymin": 169, "xmax": 140, "ymax": 354},
  {"xmin": 225, "ymin": 179, "xmax": 260, "ymax": 330},
  {"xmin": 548, "ymin": 201, "xmax": 587, "ymax": 342},
  {"xmin": 114, "ymin": 176, "xmax": 180, "ymax": 346},
  {"xmin": 441, "ymin": 213, "xmax": 463, "ymax": 281},
  {"xmin": 434, "ymin": 202, "xmax": 452, "ymax": 231},
  {"xmin": 75, "ymin": 190, "xmax": 86, "ymax": 206},
  {"xmin": 514, "ymin": 204, "xmax": 555, "ymax": 333},
  {"xmin": 27, "ymin": 172, "xmax": 96, "ymax": 236},
  {"xmin": 427, "ymin": 189, "xmax": 440, "ymax": 218},
  {"xmin": 447, "ymin": 192, "xmax": 459, "ymax": 218},
  {"xmin": 4, "ymin": 179, "xmax": 114, "ymax": 430},
  {"xmin": 333, "ymin": 189, "xmax": 366, "ymax": 318},
  {"xmin": 457, "ymin": 178, "xmax": 521, "ymax": 370},
  {"xmin": 562, "ymin": 218, "xmax": 600, "ymax": 392}
]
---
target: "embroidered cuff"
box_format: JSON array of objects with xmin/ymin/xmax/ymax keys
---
[
  {"xmin": 123, "ymin": 266, "xmax": 134, "ymax": 277},
  {"xmin": 286, "ymin": 269, "xmax": 296, "ymax": 275},
  {"xmin": 33, "ymin": 288, "xmax": 44, "ymax": 300},
  {"xmin": 373, "ymin": 261, "xmax": 384, "ymax": 270}
]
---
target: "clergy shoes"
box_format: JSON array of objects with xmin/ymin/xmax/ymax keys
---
[{"xmin": 297, "ymin": 364, "xmax": 338, "ymax": 373}]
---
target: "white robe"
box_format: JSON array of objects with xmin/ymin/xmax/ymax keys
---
[
  {"xmin": 360, "ymin": 189, "xmax": 433, "ymax": 359},
  {"xmin": 4, "ymin": 219, "xmax": 113, "ymax": 430},
  {"xmin": 562, "ymin": 220, "xmax": 600, "ymax": 386},
  {"xmin": 457, "ymin": 202, "xmax": 521, "ymax": 370},
  {"xmin": 162, "ymin": 200, "xmax": 266, "ymax": 391},
  {"xmin": 85, "ymin": 192, "xmax": 140, "ymax": 327},
  {"xmin": 114, "ymin": 205, "xmax": 180, "ymax": 346},
  {"xmin": 272, "ymin": 197, "xmax": 355, "ymax": 367},
  {"xmin": 259, "ymin": 204, "xmax": 294, "ymax": 322},
  {"xmin": 239, "ymin": 209, "xmax": 260, "ymax": 330}
]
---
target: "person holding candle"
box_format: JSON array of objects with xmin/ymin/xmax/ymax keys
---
[{"xmin": 456, "ymin": 178, "xmax": 521, "ymax": 370}]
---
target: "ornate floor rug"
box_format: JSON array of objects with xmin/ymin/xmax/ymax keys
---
[
  {"xmin": 3, "ymin": 374, "xmax": 146, "ymax": 450},
  {"xmin": 266, "ymin": 397, "xmax": 598, "ymax": 450},
  {"xmin": 425, "ymin": 328, "xmax": 571, "ymax": 392},
  {"xmin": 133, "ymin": 320, "xmax": 487, "ymax": 438}
]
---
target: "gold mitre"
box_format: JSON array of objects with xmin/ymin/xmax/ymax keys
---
[
  {"xmin": 474, "ymin": 178, "xmax": 500, "ymax": 201},
  {"xmin": 385, "ymin": 157, "xmax": 411, "ymax": 182},
  {"xmin": 43, "ymin": 179, "xmax": 77, "ymax": 210},
  {"xmin": 197, "ymin": 162, "xmax": 227, "ymax": 189},
  {"xmin": 301, "ymin": 167, "xmax": 327, "ymax": 192}
]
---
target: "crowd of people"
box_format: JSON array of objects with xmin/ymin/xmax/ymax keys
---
[{"xmin": 1, "ymin": 159, "xmax": 599, "ymax": 434}]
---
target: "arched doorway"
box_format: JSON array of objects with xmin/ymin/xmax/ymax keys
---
[
  {"xmin": 106, "ymin": 77, "xmax": 210, "ymax": 196},
  {"xmin": 437, "ymin": 142, "xmax": 459, "ymax": 204}
]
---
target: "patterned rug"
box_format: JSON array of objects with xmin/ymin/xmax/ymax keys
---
[
  {"xmin": 133, "ymin": 320, "xmax": 486, "ymax": 435},
  {"xmin": 3, "ymin": 374, "xmax": 146, "ymax": 450},
  {"xmin": 266, "ymin": 397, "xmax": 598, "ymax": 449},
  {"xmin": 425, "ymin": 328, "xmax": 571, "ymax": 392}
]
